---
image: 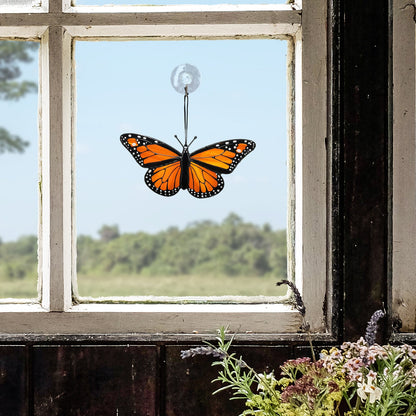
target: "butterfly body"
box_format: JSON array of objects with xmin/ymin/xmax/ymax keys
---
[
  {"xmin": 120, "ymin": 133, "xmax": 255, "ymax": 198},
  {"xmin": 178, "ymin": 146, "xmax": 191, "ymax": 190}
]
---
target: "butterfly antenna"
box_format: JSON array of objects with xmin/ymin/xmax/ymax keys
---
[
  {"xmin": 174, "ymin": 134, "xmax": 184, "ymax": 148},
  {"xmin": 188, "ymin": 136, "xmax": 197, "ymax": 147}
]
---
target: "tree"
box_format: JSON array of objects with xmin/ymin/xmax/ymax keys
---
[
  {"xmin": 74, "ymin": 217, "xmax": 288, "ymax": 278},
  {"xmin": 98, "ymin": 224, "xmax": 120, "ymax": 242},
  {"xmin": 0, "ymin": 41, "xmax": 38, "ymax": 154}
]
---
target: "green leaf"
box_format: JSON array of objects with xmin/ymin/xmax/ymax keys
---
[{"xmin": 0, "ymin": 127, "xmax": 29, "ymax": 154}]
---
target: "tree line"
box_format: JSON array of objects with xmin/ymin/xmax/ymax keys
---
[
  {"xmin": 0, "ymin": 214, "xmax": 287, "ymax": 280},
  {"xmin": 0, "ymin": 44, "xmax": 287, "ymax": 281}
]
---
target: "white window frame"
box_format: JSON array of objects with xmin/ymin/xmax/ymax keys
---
[
  {"xmin": 0, "ymin": 0, "xmax": 328, "ymax": 338},
  {"xmin": 392, "ymin": 0, "xmax": 416, "ymax": 339}
]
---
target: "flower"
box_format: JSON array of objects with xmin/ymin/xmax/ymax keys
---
[
  {"xmin": 364, "ymin": 309, "xmax": 385, "ymax": 345},
  {"xmin": 409, "ymin": 366, "xmax": 416, "ymax": 387},
  {"xmin": 357, "ymin": 375, "xmax": 382, "ymax": 403},
  {"xmin": 182, "ymin": 298, "xmax": 416, "ymax": 416},
  {"xmin": 180, "ymin": 345, "xmax": 226, "ymax": 359},
  {"xmin": 276, "ymin": 279, "xmax": 306, "ymax": 317},
  {"xmin": 257, "ymin": 373, "xmax": 276, "ymax": 391},
  {"xmin": 401, "ymin": 344, "xmax": 416, "ymax": 360}
]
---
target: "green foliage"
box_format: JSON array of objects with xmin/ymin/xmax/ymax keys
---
[
  {"xmin": 184, "ymin": 327, "xmax": 416, "ymax": 416},
  {"xmin": 0, "ymin": 235, "xmax": 37, "ymax": 280},
  {"xmin": 77, "ymin": 214, "xmax": 287, "ymax": 278},
  {"xmin": 0, "ymin": 41, "xmax": 38, "ymax": 100},
  {"xmin": 98, "ymin": 224, "xmax": 120, "ymax": 242},
  {"xmin": 322, "ymin": 341, "xmax": 416, "ymax": 416},
  {"xmin": 0, "ymin": 214, "xmax": 287, "ymax": 296},
  {"xmin": 0, "ymin": 40, "xmax": 38, "ymax": 154},
  {"xmin": 216, "ymin": 328, "xmax": 344, "ymax": 416},
  {"xmin": 79, "ymin": 273, "xmax": 285, "ymax": 297},
  {"xmin": 0, "ymin": 127, "xmax": 29, "ymax": 154},
  {"xmin": 212, "ymin": 329, "xmax": 281, "ymax": 416}
]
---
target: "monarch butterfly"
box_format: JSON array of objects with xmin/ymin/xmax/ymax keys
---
[{"xmin": 120, "ymin": 133, "xmax": 256, "ymax": 198}]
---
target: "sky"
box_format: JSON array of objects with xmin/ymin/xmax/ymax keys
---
[{"xmin": 0, "ymin": 37, "xmax": 288, "ymax": 241}]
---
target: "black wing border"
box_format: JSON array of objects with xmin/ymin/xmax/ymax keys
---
[
  {"xmin": 189, "ymin": 139, "xmax": 256, "ymax": 174},
  {"xmin": 120, "ymin": 133, "xmax": 182, "ymax": 168}
]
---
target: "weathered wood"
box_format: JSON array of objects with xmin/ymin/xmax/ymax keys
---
[
  {"xmin": 0, "ymin": 331, "xmax": 334, "ymax": 343},
  {"xmin": 0, "ymin": 304, "xmax": 303, "ymax": 335},
  {"xmin": 0, "ymin": 346, "xmax": 27, "ymax": 416},
  {"xmin": 165, "ymin": 345, "xmax": 291, "ymax": 416},
  {"xmin": 33, "ymin": 345, "xmax": 157, "ymax": 415},
  {"xmin": 0, "ymin": 7, "xmax": 301, "ymax": 28},
  {"xmin": 40, "ymin": 26, "xmax": 73, "ymax": 312},
  {"xmin": 392, "ymin": 0, "xmax": 416, "ymax": 334},
  {"xmin": 341, "ymin": 0, "xmax": 389, "ymax": 340},
  {"xmin": 295, "ymin": 0, "xmax": 328, "ymax": 334}
]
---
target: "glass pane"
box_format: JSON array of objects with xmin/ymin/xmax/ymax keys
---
[
  {"xmin": 0, "ymin": 40, "xmax": 39, "ymax": 298},
  {"xmin": 75, "ymin": 39, "xmax": 288, "ymax": 299},
  {"xmin": 76, "ymin": 0, "xmax": 280, "ymax": 5},
  {"xmin": 0, "ymin": 0, "xmax": 40, "ymax": 6}
]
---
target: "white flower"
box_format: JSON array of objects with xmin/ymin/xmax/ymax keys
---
[
  {"xmin": 401, "ymin": 344, "xmax": 416, "ymax": 360},
  {"xmin": 409, "ymin": 366, "xmax": 416, "ymax": 387},
  {"xmin": 256, "ymin": 373, "xmax": 274, "ymax": 391},
  {"xmin": 357, "ymin": 377, "xmax": 382, "ymax": 403}
]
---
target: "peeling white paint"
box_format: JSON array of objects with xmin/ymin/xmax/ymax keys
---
[{"xmin": 392, "ymin": 0, "xmax": 416, "ymax": 334}]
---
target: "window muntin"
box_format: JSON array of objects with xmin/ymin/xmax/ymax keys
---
[
  {"xmin": 75, "ymin": 39, "xmax": 288, "ymax": 299},
  {"xmin": 0, "ymin": 40, "xmax": 39, "ymax": 299},
  {"xmin": 0, "ymin": 1, "xmax": 329, "ymax": 336}
]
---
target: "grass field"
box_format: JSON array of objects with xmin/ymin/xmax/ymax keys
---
[
  {"xmin": 0, "ymin": 276, "xmax": 38, "ymax": 298},
  {"xmin": 0, "ymin": 273, "xmax": 285, "ymax": 299},
  {"xmin": 77, "ymin": 273, "xmax": 284, "ymax": 297}
]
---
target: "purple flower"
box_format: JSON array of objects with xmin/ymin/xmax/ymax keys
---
[
  {"xmin": 281, "ymin": 374, "xmax": 320, "ymax": 407},
  {"xmin": 277, "ymin": 280, "xmax": 306, "ymax": 317},
  {"xmin": 180, "ymin": 346, "xmax": 226, "ymax": 359},
  {"xmin": 364, "ymin": 310, "xmax": 385, "ymax": 346}
]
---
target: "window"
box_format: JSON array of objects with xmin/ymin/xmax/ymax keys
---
[
  {"xmin": 75, "ymin": 38, "xmax": 287, "ymax": 299},
  {"xmin": 0, "ymin": 40, "xmax": 39, "ymax": 298},
  {"xmin": 392, "ymin": 0, "xmax": 416, "ymax": 337},
  {"xmin": 0, "ymin": 0, "xmax": 328, "ymax": 336}
]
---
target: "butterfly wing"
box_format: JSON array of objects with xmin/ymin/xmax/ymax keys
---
[
  {"xmin": 120, "ymin": 133, "xmax": 182, "ymax": 196},
  {"xmin": 144, "ymin": 160, "xmax": 182, "ymax": 196},
  {"xmin": 190, "ymin": 139, "xmax": 256, "ymax": 174},
  {"xmin": 188, "ymin": 162, "xmax": 225, "ymax": 198},
  {"xmin": 187, "ymin": 139, "xmax": 256, "ymax": 198},
  {"xmin": 120, "ymin": 133, "xmax": 181, "ymax": 167}
]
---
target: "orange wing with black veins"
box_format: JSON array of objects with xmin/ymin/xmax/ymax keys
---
[
  {"xmin": 120, "ymin": 133, "xmax": 183, "ymax": 196},
  {"xmin": 187, "ymin": 139, "xmax": 255, "ymax": 198}
]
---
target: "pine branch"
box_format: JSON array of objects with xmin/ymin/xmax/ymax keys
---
[{"xmin": 0, "ymin": 127, "xmax": 29, "ymax": 154}]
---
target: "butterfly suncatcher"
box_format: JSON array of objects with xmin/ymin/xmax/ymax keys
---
[
  {"xmin": 120, "ymin": 133, "xmax": 256, "ymax": 198},
  {"xmin": 120, "ymin": 85, "xmax": 256, "ymax": 198}
]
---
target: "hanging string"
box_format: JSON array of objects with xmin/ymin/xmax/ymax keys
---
[
  {"xmin": 184, "ymin": 85, "xmax": 189, "ymax": 145},
  {"xmin": 175, "ymin": 84, "xmax": 196, "ymax": 148}
]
